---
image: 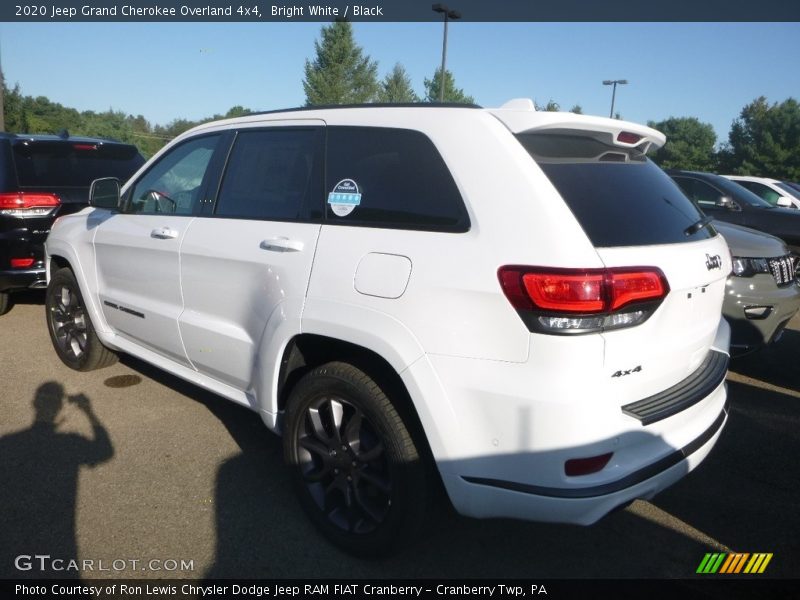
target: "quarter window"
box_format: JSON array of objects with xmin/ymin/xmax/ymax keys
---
[
  {"xmin": 325, "ymin": 127, "xmax": 469, "ymax": 232},
  {"xmin": 127, "ymin": 135, "xmax": 220, "ymax": 215}
]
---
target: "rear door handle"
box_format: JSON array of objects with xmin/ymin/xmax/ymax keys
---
[
  {"xmin": 151, "ymin": 227, "xmax": 178, "ymax": 240},
  {"xmin": 260, "ymin": 237, "xmax": 304, "ymax": 252}
]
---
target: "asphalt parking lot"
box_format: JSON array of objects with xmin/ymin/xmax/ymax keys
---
[{"xmin": 1, "ymin": 291, "xmax": 798, "ymax": 580}]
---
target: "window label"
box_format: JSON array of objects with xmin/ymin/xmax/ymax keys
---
[{"xmin": 328, "ymin": 179, "xmax": 362, "ymax": 217}]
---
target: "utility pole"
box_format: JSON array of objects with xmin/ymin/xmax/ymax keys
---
[
  {"xmin": 602, "ymin": 79, "xmax": 628, "ymax": 119},
  {"xmin": 432, "ymin": 4, "xmax": 461, "ymax": 103}
]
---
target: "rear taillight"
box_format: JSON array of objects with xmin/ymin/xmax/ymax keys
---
[
  {"xmin": 0, "ymin": 192, "xmax": 61, "ymax": 217},
  {"xmin": 498, "ymin": 266, "xmax": 669, "ymax": 334}
]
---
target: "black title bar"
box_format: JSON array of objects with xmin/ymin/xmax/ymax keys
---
[
  {"xmin": 3, "ymin": 0, "xmax": 800, "ymax": 22},
  {"xmin": 3, "ymin": 578, "xmax": 799, "ymax": 600}
]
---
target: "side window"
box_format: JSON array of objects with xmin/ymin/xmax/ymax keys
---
[
  {"xmin": 214, "ymin": 128, "xmax": 322, "ymax": 221},
  {"xmin": 676, "ymin": 177, "xmax": 721, "ymax": 207},
  {"xmin": 692, "ymin": 180, "xmax": 724, "ymax": 206},
  {"xmin": 737, "ymin": 180, "xmax": 758, "ymax": 193},
  {"xmin": 127, "ymin": 135, "xmax": 220, "ymax": 215},
  {"xmin": 325, "ymin": 127, "xmax": 469, "ymax": 232},
  {"xmin": 748, "ymin": 182, "xmax": 780, "ymax": 205}
]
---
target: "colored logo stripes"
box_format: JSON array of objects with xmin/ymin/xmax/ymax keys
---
[{"xmin": 697, "ymin": 552, "xmax": 773, "ymax": 574}]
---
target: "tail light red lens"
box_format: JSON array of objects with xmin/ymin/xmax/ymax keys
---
[
  {"xmin": 0, "ymin": 192, "xmax": 61, "ymax": 217},
  {"xmin": 609, "ymin": 270, "xmax": 668, "ymax": 310},
  {"xmin": 523, "ymin": 272, "xmax": 605, "ymax": 312},
  {"xmin": 498, "ymin": 266, "xmax": 669, "ymax": 334}
]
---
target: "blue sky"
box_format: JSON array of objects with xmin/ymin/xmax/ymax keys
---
[{"xmin": 1, "ymin": 22, "xmax": 798, "ymax": 144}]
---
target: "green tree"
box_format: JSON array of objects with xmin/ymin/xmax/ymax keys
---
[
  {"xmin": 423, "ymin": 67, "xmax": 474, "ymax": 104},
  {"xmin": 3, "ymin": 82, "xmax": 24, "ymax": 132},
  {"xmin": 378, "ymin": 64, "xmax": 418, "ymax": 103},
  {"xmin": 303, "ymin": 21, "xmax": 379, "ymax": 105},
  {"xmin": 82, "ymin": 109, "xmax": 135, "ymax": 144},
  {"xmin": 224, "ymin": 105, "xmax": 253, "ymax": 118},
  {"xmin": 535, "ymin": 99, "xmax": 560, "ymax": 112},
  {"xmin": 724, "ymin": 96, "xmax": 800, "ymax": 179},
  {"xmin": 570, "ymin": 104, "xmax": 583, "ymax": 114},
  {"xmin": 648, "ymin": 117, "xmax": 717, "ymax": 171}
]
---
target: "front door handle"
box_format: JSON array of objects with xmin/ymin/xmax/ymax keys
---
[
  {"xmin": 260, "ymin": 237, "xmax": 304, "ymax": 252},
  {"xmin": 151, "ymin": 227, "xmax": 178, "ymax": 240}
]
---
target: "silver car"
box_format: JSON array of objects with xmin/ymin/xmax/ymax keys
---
[{"xmin": 715, "ymin": 221, "xmax": 800, "ymax": 354}]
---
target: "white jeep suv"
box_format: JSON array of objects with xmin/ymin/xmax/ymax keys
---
[{"xmin": 45, "ymin": 100, "xmax": 731, "ymax": 555}]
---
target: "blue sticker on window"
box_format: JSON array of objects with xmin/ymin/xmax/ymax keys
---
[{"xmin": 328, "ymin": 179, "xmax": 361, "ymax": 217}]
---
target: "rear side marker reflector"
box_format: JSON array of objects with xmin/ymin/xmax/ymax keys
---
[
  {"xmin": 565, "ymin": 453, "xmax": 613, "ymax": 476},
  {"xmin": 11, "ymin": 258, "xmax": 36, "ymax": 269}
]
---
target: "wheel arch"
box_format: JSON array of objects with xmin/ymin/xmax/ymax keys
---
[
  {"xmin": 46, "ymin": 242, "xmax": 112, "ymax": 337},
  {"xmin": 274, "ymin": 333, "xmax": 439, "ymax": 478}
]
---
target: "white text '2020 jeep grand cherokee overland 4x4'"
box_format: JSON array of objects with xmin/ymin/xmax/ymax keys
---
[{"xmin": 45, "ymin": 100, "xmax": 731, "ymax": 555}]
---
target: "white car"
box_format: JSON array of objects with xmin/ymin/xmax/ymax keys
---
[
  {"xmin": 45, "ymin": 100, "xmax": 731, "ymax": 555},
  {"xmin": 723, "ymin": 174, "xmax": 800, "ymax": 209}
]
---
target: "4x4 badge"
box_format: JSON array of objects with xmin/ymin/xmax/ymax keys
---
[
  {"xmin": 706, "ymin": 253, "xmax": 722, "ymax": 270},
  {"xmin": 611, "ymin": 365, "xmax": 642, "ymax": 378}
]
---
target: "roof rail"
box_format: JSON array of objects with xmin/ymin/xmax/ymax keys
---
[{"xmin": 243, "ymin": 102, "xmax": 482, "ymax": 117}]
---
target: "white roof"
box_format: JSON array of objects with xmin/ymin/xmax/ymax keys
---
[{"xmin": 175, "ymin": 98, "xmax": 666, "ymax": 151}]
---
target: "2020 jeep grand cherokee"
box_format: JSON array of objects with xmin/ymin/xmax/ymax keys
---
[{"xmin": 45, "ymin": 101, "xmax": 731, "ymax": 555}]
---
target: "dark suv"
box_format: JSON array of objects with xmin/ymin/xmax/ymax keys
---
[
  {"xmin": 0, "ymin": 133, "xmax": 145, "ymax": 314},
  {"xmin": 668, "ymin": 169, "xmax": 800, "ymax": 255}
]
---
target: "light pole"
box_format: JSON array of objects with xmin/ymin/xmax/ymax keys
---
[
  {"xmin": 602, "ymin": 79, "xmax": 628, "ymax": 118},
  {"xmin": 432, "ymin": 4, "xmax": 461, "ymax": 103}
]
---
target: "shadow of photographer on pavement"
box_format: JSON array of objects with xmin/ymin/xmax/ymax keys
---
[{"xmin": 0, "ymin": 382, "xmax": 113, "ymax": 579}]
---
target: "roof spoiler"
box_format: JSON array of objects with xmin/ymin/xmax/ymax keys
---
[{"xmin": 489, "ymin": 98, "xmax": 666, "ymax": 151}]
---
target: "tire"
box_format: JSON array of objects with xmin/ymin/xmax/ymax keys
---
[
  {"xmin": 0, "ymin": 291, "xmax": 10, "ymax": 316},
  {"xmin": 283, "ymin": 361, "xmax": 428, "ymax": 556},
  {"xmin": 46, "ymin": 267, "xmax": 117, "ymax": 371}
]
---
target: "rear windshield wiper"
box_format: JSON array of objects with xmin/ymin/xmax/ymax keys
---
[{"xmin": 684, "ymin": 215, "xmax": 714, "ymax": 237}]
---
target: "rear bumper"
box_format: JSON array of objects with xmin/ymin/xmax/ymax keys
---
[
  {"xmin": 0, "ymin": 268, "xmax": 46, "ymax": 292},
  {"xmin": 461, "ymin": 395, "xmax": 727, "ymax": 510},
  {"xmin": 406, "ymin": 320, "xmax": 731, "ymax": 525},
  {"xmin": 0, "ymin": 227, "xmax": 47, "ymax": 292}
]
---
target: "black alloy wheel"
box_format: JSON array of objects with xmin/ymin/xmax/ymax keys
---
[
  {"xmin": 46, "ymin": 268, "xmax": 117, "ymax": 371},
  {"xmin": 283, "ymin": 361, "xmax": 428, "ymax": 556}
]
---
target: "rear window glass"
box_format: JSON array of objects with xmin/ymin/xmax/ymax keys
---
[
  {"xmin": 325, "ymin": 127, "xmax": 469, "ymax": 232},
  {"xmin": 13, "ymin": 141, "xmax": 144, "ymax": 187},
  {"xmin": 516, "ymin": 132, "xmax": 715, "ymax": 247}
]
